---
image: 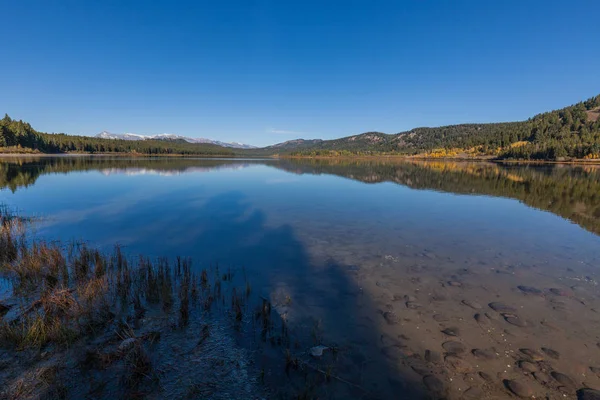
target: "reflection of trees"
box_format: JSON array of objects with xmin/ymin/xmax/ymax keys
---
[
  {"xmin": 0, "ymin": 157, "xmax": 263, "ymax": 192},
  {"xmin": 2, "ymin": 156, "xmax": 599, "ymax": 236},
  {"xmin": 276, "ymin": 159, "xmax": 600, "ymax": 236}
]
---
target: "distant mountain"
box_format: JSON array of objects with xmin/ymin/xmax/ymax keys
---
[
  {"xmin": 264, "ymin": 94, "xmax": 600, "ymax": 160},
  {"xmin": 265, "ymin": 139, "xmax": 323, "ymax": 150},
  {"xmin": 95, "ymin": 131, "xmax": 256, "ymax": 149}
]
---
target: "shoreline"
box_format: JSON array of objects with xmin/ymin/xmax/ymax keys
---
[
  {"xmin": 279, "ymin": 154, "xmax": 600, "ymax": 165},
  {"xmin": 2, "ymin": 151, "xmax": 600, "ymax": 165}
]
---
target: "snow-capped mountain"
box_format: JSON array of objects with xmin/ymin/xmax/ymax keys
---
[{"xmin": 95, "ymin": 131, "xmax": 256, "ymax": 149}]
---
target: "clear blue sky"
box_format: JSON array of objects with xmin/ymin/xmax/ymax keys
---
[{"xmin": 1, "ymin": 0, "xmax": 599, "ymax": 147}]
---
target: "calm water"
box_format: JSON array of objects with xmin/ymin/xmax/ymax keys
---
[{"xmin": 2, "ymin": 156, "xmax": 600, "ymax": 399}]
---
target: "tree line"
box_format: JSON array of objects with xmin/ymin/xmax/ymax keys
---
[{"xmin": 0, "ymin": 115, "xmax": 236, "ymax": 156}]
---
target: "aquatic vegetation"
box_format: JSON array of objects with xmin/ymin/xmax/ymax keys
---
[{"xmin": 0, "ymin": 207, "xmax": 356, "ymax": 399}]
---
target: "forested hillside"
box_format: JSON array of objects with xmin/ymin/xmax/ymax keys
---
[
  {"xmin": 2, "ymin": 94, "xmax": 600, "ymax": 160},
  {"xmin": 287, "ymin": 94, "xmax": 600, "ymax": 160},
  {"xmin": 0, "ymin": 115, "xmax": 235, "ymax": 156}
]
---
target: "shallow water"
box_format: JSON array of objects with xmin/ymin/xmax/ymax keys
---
[{"xmin": 1, "ymin": 156, "xmax": 600, "ymax": 399}]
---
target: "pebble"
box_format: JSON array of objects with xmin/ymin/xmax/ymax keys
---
[
  {"xmin": 309, "ymin": 345, "xmax": 329, "ymax": 358},
  {"xmin": 423, "ymin": 375, "xmax": 444, "ymax": 393},
  {"xmin": 462, "ymin": 299, "xmax": 482, "ymax": 309},
  {"xmin": 479, "ymin": 371, "xmax": 494, "ymax": 382},
  {"xmin": 442, "ymin": 341, "xmax": 466, "ymax": 354},
  {"xmin": 433, "ymin": 314, "xmax": 449, "ymax": 322},
  {"xmin": 520, "ymin": 348, "xmax": 544, "ymax": 361},
  {"xmin": 519, "ymin": 360, "xmax": 538, "ymax": 373},
  {"xmin": 533, "ymin": 371, "xmax": 551, "ymax": 384},
  {"xmin": 518, "ymin": 285, "xmax": 542, "ymax": 295},
  {"xmin": 504, "ymin": 379, "xmax": 533, "ymax": 398},
  {"xmin": 383, "ymin": 311, "xmax": 399, "ymax": 325},
  {"xmin": 472, "ymin": 348, "xmax": 497, "ymax": 360},
  {"xmin": 489, "ymin": 302, "xmax": 517, "ymax": 313},
  {"xmin": 578, "ymin": 388, "xmax": 600, "ymax": 400},
  {"xmin": 447, "ymin": 281, "xmax": 462, "ymax": 287},
  {"xmin": 405, "ymin": 301, "xmax": 422, "ymax": 310},
  {"xmin": 441, "ymin": 327, "xmax": 460, "ymax": 336},
  {"xmin": 551, "ymin": 371, "xmax": 576, "ymax": 388},
  {"xmin": 541, "ymin": 347, "xmax": 560, "ymax": 359},
  {"xmin": 474, "ymin": 313, "xmax": 491, "ymax": 326},
  {"xmin": 505, "ymin": 316, "xmax": 529, "ymax": 327},
  {"xmin": 404, "ymin": 295, "xmax": 417, "ymax": 302}
]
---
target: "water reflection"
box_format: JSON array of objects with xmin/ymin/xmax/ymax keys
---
[
  {"xmin": 2, "ymin": 156, "xmax": 600, "ymax": 236},
  {"xmin": 2, "ymin": 156, "xmax": 600, "ymax": 399}
]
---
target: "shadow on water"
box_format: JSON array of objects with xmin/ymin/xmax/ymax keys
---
[
  {"xmin": 0, "ymin": 188, "xmax": 430, "ymax": 399},
  {"xmin": 164, "ymin": 191, "xmax": 428, "ymax": 399}
]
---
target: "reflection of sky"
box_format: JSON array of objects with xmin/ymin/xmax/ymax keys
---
[{"xmin": 1, "ymin": 162, "xmax": 599, "ymax": 276}]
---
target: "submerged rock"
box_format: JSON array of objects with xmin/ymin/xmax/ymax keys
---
[
  {"xmin": 442, "ymin": 341, "xmax": 466, "ymax": 354},
  {"xmin": 472, "ymin": 348, "xmax": 497, "ymax": 360},
  {"xmin": 541, "ymin": 347, "xmax": 560, "ymax": 359},
  {"xmin": 520, "ymin": 348, "xmax": 544, "ymax": 361},
  {"xmin": 505, "ymin": 316, "xmax": 528, "ymax": 327},
  {"xmin": 504, "ymin": 379, "xmax": 533, "ymax": 398},
  {"xmin": 432, "ymin": 314, "xmax": 449, "ymax": 322},
  {"xmin": 478, "ymin": 371, "xmax": 494, "ymax": 382},
  {"xmin": 489, "ymin": 302, "xmax": 517, "ymax": 313},
  {"xmin": 551, "ymin": 371, "xmax": 576, "ymax": 388},
  {"xmin": 462, "ymin": 299, "xmax": 482, "ymax": 309},
  {"xmin": 578, "ymin": 388, "xmax": 600, "ymax": 400},
  {"xmin": 533, "ymin": 371, "xmax": 551, "ymax": 384},
  {"xmin": 518, "ymin": 285, "xmax": 542, "ymax": 295},
  {"xmin": 310, "ymin": 345, "xmax": 329, "ymax": 358},
  {"xmin": 474, "ymin": 313, "xmax": 491, "ymax": 326},
  {"xmin": 441, "ymin": 327, "xmax": 460, "ymax": 337},
  {"xmin": 405, "ymin": 301, "xmax": 422, "ymax": 310},
  {"xmin": 424, "ymin": 349, "xmax": 441, "ymax": 363},
  {"xmin": 519, "ymin": 360, "xmax": 538, "ymax": 373}
]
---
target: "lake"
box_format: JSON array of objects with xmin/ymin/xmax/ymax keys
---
[{"xmin": 1, "ymin": 156, "xmax": 600, "ymax": 399}]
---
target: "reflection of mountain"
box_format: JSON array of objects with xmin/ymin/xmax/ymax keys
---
[
  {"xmin": 0, "ymin": 157, "xmax": 265, "ymax": 192},
  {"xmin": 275, "ymin": 159, "xmax": 600, "ymax": 236},
  {"xmin": 1, "ymin": 156, "xmax": 599, "ymax": 236}
]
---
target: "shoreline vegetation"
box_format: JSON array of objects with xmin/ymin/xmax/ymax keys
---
[
  {"xmin": 0, "ymin": 207, "xmax": 352, "ymax": 399},
  {"xmin": 2, "ymin": 94, "xmax": 600, "ymax": 162}
]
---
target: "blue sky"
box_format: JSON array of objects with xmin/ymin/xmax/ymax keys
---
[{"xmin": 1, "ymin": 0, "xmax": 599, "ymax": 147}]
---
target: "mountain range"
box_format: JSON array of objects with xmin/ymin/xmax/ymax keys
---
[
  {"xmin": 95, "ymin": 131, "xmax": 256, "ymax": 149},
  {"xmin": 2, "ymin": 94, "xmax": 600, "ymax": 160}
]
